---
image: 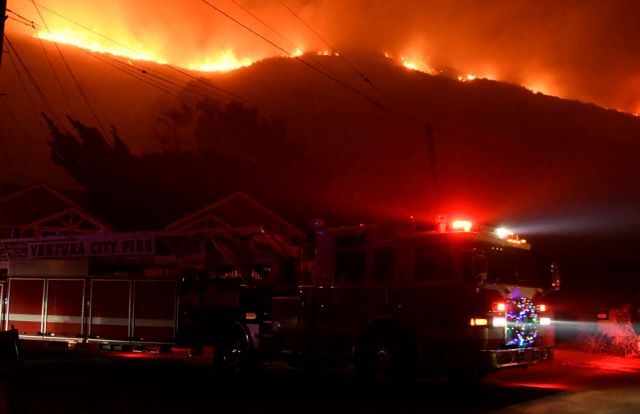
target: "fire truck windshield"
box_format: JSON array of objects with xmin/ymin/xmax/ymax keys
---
[{"xmin": 457, "ymin": 241, "xmax": 544, "ymax": 287}]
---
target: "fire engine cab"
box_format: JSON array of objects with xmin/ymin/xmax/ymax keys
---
[{"xmin": 206, "ymin": 216, "xmax": 559, "ymax": 383}]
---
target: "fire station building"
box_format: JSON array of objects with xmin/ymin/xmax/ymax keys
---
[{"xmin": 0, "ymin": 184, "xmax": 305, "ymax": 348}]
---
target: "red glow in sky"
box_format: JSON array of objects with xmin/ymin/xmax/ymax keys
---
[{"xmin": 5, "ymin": 0, "xmax": 640, "ymax": 114}]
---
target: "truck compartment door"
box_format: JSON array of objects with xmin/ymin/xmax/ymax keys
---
[
  {"xmin": 6, "ymin": 279, "xmax": 44, "ymax": 335},
  {"xmin": 132, "ymin": 280, "xmax": 177, "ymax": 343},
  {"xmin": 89, "ymin": 280, "xmax": 131, "ymax": 340},
  {"xmin": 44, "ymin": 279, "xmax": 84, "ymax": 338}
]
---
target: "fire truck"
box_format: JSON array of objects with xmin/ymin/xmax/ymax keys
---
[
  {"xmin": 0, "ymin": 215, "xmax": 558, "ymax": 383},
  {"xmin": 194, "ymin": 216, "xmax": 560, "ymax": 383},
  {"xmin": 0, "ymin": 227, "xmax": 300, "ymax": 352}
]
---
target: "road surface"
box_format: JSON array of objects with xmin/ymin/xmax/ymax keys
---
[{"xmin": 2, "ymin": 347, "xmax": 640, "ymax": 413}]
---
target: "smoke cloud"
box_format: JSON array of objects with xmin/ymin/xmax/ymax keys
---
[{"xmin": 7, "ymin": 0, "xmax": 640, "ymax": 113}]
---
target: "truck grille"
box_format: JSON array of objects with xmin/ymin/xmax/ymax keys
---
[{"xmin": 505, "ymin": 297, "xmax": 541, "ymax": 348}]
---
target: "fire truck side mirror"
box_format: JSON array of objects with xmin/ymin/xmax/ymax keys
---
[
  {"xmin": 473, "ymin": 272, "xmax": 487, "ymax": 287},
  {"xmin": 472, "ymin": 255, "xmax": 488, "ymax": 287}
]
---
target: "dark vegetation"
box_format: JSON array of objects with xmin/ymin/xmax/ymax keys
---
[{"xmin": 45, "ymin": 98, "xmax": 326, "ymax": 230}]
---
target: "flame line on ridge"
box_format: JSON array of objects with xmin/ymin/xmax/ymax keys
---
[{"xmin": 31, "ymin": 0, "xmax": 108, "ymax": 139}]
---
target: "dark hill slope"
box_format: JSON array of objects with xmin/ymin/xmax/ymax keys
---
[{"xmin": 2, "ymin": 34, "xmax": 640, "ymax": 239}]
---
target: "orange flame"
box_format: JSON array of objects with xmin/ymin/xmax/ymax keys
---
[
  {"xmin": 187, "ymin": 50, "xmax": 255, "ymax": 72},
  {"xmin": 5, "ymin": 1, "xmax": 638, "ymax": 115},
  {"xmin": 36, "ymin": 29, "xmax": 166, "ymax": 64},
  {"xmin": 399, "ymin": 55, "xmax": 436, "ymax": 74}
]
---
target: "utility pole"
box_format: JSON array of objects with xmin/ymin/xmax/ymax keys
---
[{"xmin": 0, "ymin": 0, "xmax": 6, "ymax": 68}]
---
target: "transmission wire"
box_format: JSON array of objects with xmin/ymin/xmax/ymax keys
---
[{"xmin": 31, "ymin": 1, "xmax": 108, "ymax": 140}]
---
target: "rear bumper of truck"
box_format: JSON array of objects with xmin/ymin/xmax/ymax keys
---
[{"xmin": 481, "ymin": 346, "xmax": 553, "ymax": 370}]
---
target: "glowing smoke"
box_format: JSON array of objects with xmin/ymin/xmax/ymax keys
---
[{"xmin": 6, "ymin": 0, "xmax": 640, "ymax": 113}]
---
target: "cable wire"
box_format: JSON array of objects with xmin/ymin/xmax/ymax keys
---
[
  {"xmin": 277, "ymin": 0, "xmax": 375, "ymax": 89},
  {"xmin": 6, "ymin": 8, "xmax": 39, "ymax": 27},
  {"xmin": 31, "ymin": 0, "xmax": 108, "ymax": 140},
  {"xmin": 200, "ymin": 0, "xmax": 382, "ymax": 108},
  {"xmin": 29, "ymin": 2, "xmax": 257, "ymax": 108},
  {"xmin": 4, "ymin": 34, "xmax": 63, "ymax": 128},
  {"xmin": 35, "ymin": 35, "xmax": 75, "ymax": 119}
]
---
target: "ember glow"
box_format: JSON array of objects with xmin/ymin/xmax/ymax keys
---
[
  {"xmin": 187, "ymin": 50, "xmax": 254, "ymax": 72},
  {"xmin": 36, "ymin": 29, "xmax": 167, "ymax": 64},
  {"xmin": 5, "ymin": 0, "xmax": 640, "ymax": 113},
  {"xmin": 398, "ymin": 54, "xmax": 436, "ymax": 74}
]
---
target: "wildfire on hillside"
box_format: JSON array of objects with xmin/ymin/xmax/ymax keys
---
[{"xmin": 4, "ymin": 0, "xmax": 640, "ymax": 114}]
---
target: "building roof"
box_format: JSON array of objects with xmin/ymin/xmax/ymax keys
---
[
  {"xmin": 165, "ymin": 191, "xmax": 304, "ymax": 238},
  {"xmin": 0, "ymin": 183, "xmax": 112, "ymax": 234}
]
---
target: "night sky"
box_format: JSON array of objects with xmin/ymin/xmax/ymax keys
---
[
  {"xmin": 2, "ymin": 0, "xmax": 640, "ymax": 295},
  {"xmin": 5, "ymin": 0, "xmax": 640, "ymax": 114}
]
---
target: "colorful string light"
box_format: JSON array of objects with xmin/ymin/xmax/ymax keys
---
[{"xmin": 506, "ymin": 297, "xmax": 539, "ymax": 348}]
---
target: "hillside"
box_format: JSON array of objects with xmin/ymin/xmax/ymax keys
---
[{"xmin": 2, "ymin": 33, "xmax": 640, "ymax": 239}]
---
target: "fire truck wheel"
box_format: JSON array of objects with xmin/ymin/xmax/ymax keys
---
[
  {"xmin": 214, "ymin": 325, "xmax": 252, "ymax": 377},
  {"xmin": 354, "ymin": 327, "xmax": 416, "ymax": 387}
]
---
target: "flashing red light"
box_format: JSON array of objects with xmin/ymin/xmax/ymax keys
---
[
  {"xmin": 493, "ymin": 302, "xmax": 506, "ymax": 312},
  {"xmin": 539, "ymin": 304, "xmax": 547, "ymax": 312},
  {"xmin": 451, "ymin": 220, "xmax": 473, "ymax": 232}
]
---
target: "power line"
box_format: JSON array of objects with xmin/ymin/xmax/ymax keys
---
[
  {"xmin": 201, "ymin": 0, "xmax": 291, "ymax": 56},
  {"xmin": 79, "ymin": 47, "xmax": 241, "ymax": 107},
  {"xmin": 0, "ymin": 95, "xmax": 28, "ymax": 138},
  {"xmin": 25, "ymin": 6, "xmax": 73, "ymax": 113},
  {"xmin": 30, "ymin": 2, "xmax": 257, "ymax": 107},
  {"xmin": 277, "ymin": 0, "xmax": 376, "ymax": 89},
  {"xmin": 6, "ymin": 8, "xmax": 38, "ymax": 27},
  {"xmin": 226, "ymin": 0, "xmax": 347, "ymax": 93},
  {"xmin": 31, "ymin": 0, "xmax": 242, "ymax": 102},
  {"xmin": 200, "ymin": 0, "xmax": 442, "ymax": 188},
  {"xmin": 0, "ymin": 96, "xmax": 26, "ymax": 172},
  {"xmin": 4, "ymin": 34, "xmax": 62, "ymax": 128},
  {"xmin": 31, "ymin": 0, "xmax": 107, "ymax": 139},
  {"xmin": 9, "ymin": 1, "xmax": 359, "ymax": 145},
  {"xmin": 202, "ymin": 0, "xmax": 441, "ymax": 188},
  {"xmin": 6, "ymin": 9, "xmax": 40, "ymax": 31},
  {"xmin": 200, "ymin": 0, "xmax": 382, "ymax": 109},
  {"xmin": 165, "ymin": 64, "xmax": 255, "ymax": 105},
  {"xmin": 10, "ymin": 5, "xmax": 234, "ymax": 109},
  {"xmin": 91, "ymin": 54, "xmax": 189, "ymax": 99},
  {"xmin": 6, "ymin": 15, "xmax": 36, "ymax": 29},
  {"xmin": 31, "ymin": 2, "xmax": 132, "ymax": 54},
  {"xmin": 10, "ymin": 7, "xmax": 260, "ymax": 118},
  {"xmin": 35, "ymin": 36, "xmax": 74, "ymax": 119},
  {"xmin": 2, "ymin": 44, "xmax": 50, "ymax": 160},
  {"xmin": 22, "ymin": 0, "xmax": 344, "ymax": 123},
  {"xmin": 229, "ymin": 0, "xmax": 297, "ymax": 51},
  {"xmin": 0, "ymin": 0, "xmax": 6, "ymax": 68}
]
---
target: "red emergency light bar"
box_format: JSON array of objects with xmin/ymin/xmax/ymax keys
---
[
  {"xmin": 450, "ymin": 220, "xmax": 473, "ymax": 232},
  {"xmin": 433, "ymin": 217, "xmax": 530, "ymax": 249},
  {"xmin": 435, "ymin": 215, "xmax": 475, "ymax": 233}
]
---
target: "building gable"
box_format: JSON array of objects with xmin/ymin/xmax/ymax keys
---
[
  {"xmin": 166, "ymin": 192, "xmax": 303, "ymax": 238},
  {"xmin": 0, "ymin": 184, "xmax": 112, "ymax": 238}
]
